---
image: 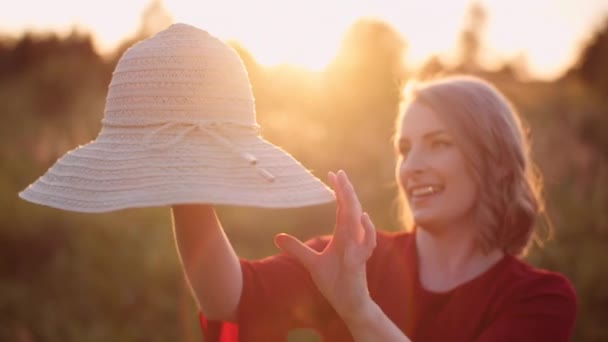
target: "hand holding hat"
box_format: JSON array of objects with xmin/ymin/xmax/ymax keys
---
[{"xmin": 19, "ymin": 23, "xmax": 335, "ymax": 212}]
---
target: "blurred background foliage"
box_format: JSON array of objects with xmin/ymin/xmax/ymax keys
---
[{"xmin": 1, "ymin": 1, "xmax": 607, "ymax": 341}]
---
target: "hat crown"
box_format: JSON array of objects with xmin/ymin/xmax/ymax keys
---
[{"xmin": 103, "ymin": 23, "xmax": 256, "ymax": 126}]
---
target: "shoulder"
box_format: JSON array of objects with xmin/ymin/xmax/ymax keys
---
[
  {"xmin": 501, "ymin": 256, "xmax": 576, "ymax": 298},
  {"xmin": 474, "ymin": 257, "xmax": 578, "ymax": 340},
  {"xmin": 493, "ymin": 256, "xmax": 577, "ymax": 316},
  {"xmin": 465, "ymin": 257, "xmax": 578, "ymax": 341}
]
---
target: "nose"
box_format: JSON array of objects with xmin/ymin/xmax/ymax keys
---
[{"xmin": 399, "ymin": 146, "xmax": 427, "ymax": 179}]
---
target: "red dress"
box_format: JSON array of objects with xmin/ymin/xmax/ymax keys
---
[{"xmin": 200, "ymin": 231, "xmax": 577, "ymax": 341}]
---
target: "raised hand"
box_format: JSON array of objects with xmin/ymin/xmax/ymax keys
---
[{"xmin": 274, "ymin": 170, "xmax": 377, "ymax": 322}]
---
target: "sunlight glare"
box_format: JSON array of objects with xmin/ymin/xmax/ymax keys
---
[
  {"xmin": 485, "ymin": 0, "xmax": 608, "ymax": 78},
  {"xmin": 168, "ymin": 0, "xmax": 364, "ymax": 70},
  {"xmin": 2, "ymin": 0, "xmax": 607, "ymax": 79},
  {"xmin": 362, "ymin": 0, "xmax": 470, "ymax": 67}
]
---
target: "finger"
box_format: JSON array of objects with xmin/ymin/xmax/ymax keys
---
[
  {"xmin": 361, "ymin": 212, "xmax": 377, "ymax": 253},
  {"xmin": 337, "ymin": 171, "xmax": 363, "ymax": 244},
  {"xmin": 332, "ymin": 171, "xmax": 363, "ymax": 249},
  {"xmin": 329, "ymin": 171, "xmax": 346, "ymax": 234},
  {"xmin": 328, "ymin": 171, "xmax": 337, "ymax": 188},
  {"xmin": 338, "ymin": 171, "xmax": 362, "ymax": 216},
  {"xmin": 274, "ymin": 233, "xmax": 318, "ymax": 269},
  {"xmin": 329, "ymin": 171, "xmax": 343, "ymax": 209},
  {"xmin": 343, "ymin": 216, "xmax": 373, "ymax": 267}
]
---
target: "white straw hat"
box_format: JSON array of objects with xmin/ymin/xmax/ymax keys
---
[{"xmin": 19, "ymin": 23, "xmax": 335, "ymax": 212}]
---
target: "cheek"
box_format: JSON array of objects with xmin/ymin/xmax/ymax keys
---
[
  {"xmin": 396, "ymin": 160, "xmax": 413, "ymax": 199},
  {"xmin": 395, "ymin": 158, "xmax": 405, "ymax": 186},
  {"xmin": 451, "ymin": 175, "xmax": 478, "ymax": 202},
  {"xmin": 445, "ymin": 160, "xmax": 479, "ymax": 206},
  {"xmin": 435, "ymin": 149, "xmax": 478, "ymax": 194}
]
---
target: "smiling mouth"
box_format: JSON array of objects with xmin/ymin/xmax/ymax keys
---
[{"xmin": 409, "ymin": 185, "xmax": 444, "ymax": 197}]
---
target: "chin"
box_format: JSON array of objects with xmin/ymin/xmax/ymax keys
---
[
  {"xmin": 415, "ymin": 223, "xmax": 441, "ymax": 234},
  {"xmin": 412, "ymin": 214, "xmax": 442, "ymax": 233}
]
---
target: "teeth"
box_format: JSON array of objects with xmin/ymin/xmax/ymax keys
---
[{"xmin": 411, "ymin": 186, "xmax": 439, "ymax": 196}]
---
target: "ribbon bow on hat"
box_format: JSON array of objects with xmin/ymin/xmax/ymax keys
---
[{"xmin": 143, "ymin": 120, "xmax": 276, "ymax": 182}]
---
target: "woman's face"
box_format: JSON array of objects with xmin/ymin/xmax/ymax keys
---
[{"xmin": 396, "ymin": 101, "xmax": 478, "ymax": 231}]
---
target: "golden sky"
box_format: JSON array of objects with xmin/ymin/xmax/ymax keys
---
[{"xmin": 1, "ymin": 0, "xmax": 607, "ymax": 79}]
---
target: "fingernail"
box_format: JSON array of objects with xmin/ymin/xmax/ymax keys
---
[{"xmin": 274, "ymin": 234, "xmax": 283, "ymax": 249}]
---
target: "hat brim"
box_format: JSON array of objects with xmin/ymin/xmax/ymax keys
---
[{"xmin": 19, "ymin": 129, "xmax": 335, "ymax": 213}]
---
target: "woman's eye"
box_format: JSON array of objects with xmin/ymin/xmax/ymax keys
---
[
  {"xmin": 431, "ymin": 140, "xmax": 451, "ymax": 149},
  {"xmin": 398, "ymin": 144, "xmax": 410, "ymax": 156}
]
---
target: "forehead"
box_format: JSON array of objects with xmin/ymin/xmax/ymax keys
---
[{"xmin": 398, "ymin": 101, "xmax": 448, "ymax": 139}]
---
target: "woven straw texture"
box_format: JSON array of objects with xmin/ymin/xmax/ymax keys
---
[{"xmin": 19, "ymin": 23, "xmax": 335, "ymax": 212}]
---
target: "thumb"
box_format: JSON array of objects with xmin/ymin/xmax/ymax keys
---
[{"xmin": 274, "ymin": 233, "xmax": 317, "ymax": 270}]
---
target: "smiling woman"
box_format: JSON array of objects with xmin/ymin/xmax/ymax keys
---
[
  {"xmin": 395, "ymin": 101, "xmax": 480, "ymax": 241},
  {"xmin": 11, "ymin": 17, "xmax": 579, "ymax": 340},
  {"xmin": 395, "ymin": 77, "xmax": 543, "ymax": 256},
  {"xmin": 174, "ymin": 74, "xmax": 577, "ymax": 342}
]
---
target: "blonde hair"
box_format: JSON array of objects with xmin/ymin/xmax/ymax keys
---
[{"xmin": 395, "ymin": 76, "xmax": 549, "ymax": 256}]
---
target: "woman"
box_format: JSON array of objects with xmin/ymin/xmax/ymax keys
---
[{"xmin": 172, "ymin": 76, "xmax": 577, "ymax": 341}]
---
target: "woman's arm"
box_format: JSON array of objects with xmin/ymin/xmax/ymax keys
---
[
  {"xmin": 341, "ymin": 297, "xmax": 410, "ymax": 342},
  {"xmin": 171, "ymin": 204, "xmax": 241, "ymax": 321}
]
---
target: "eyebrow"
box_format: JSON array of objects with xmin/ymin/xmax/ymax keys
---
[{"xmin": 398, "ymin": 129, "xmax": 449, "ymax": 143}]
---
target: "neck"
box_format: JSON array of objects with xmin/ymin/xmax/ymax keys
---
[{"xmin": 415, "ymin": 223, "xmax": 504, "ymax": 292}]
